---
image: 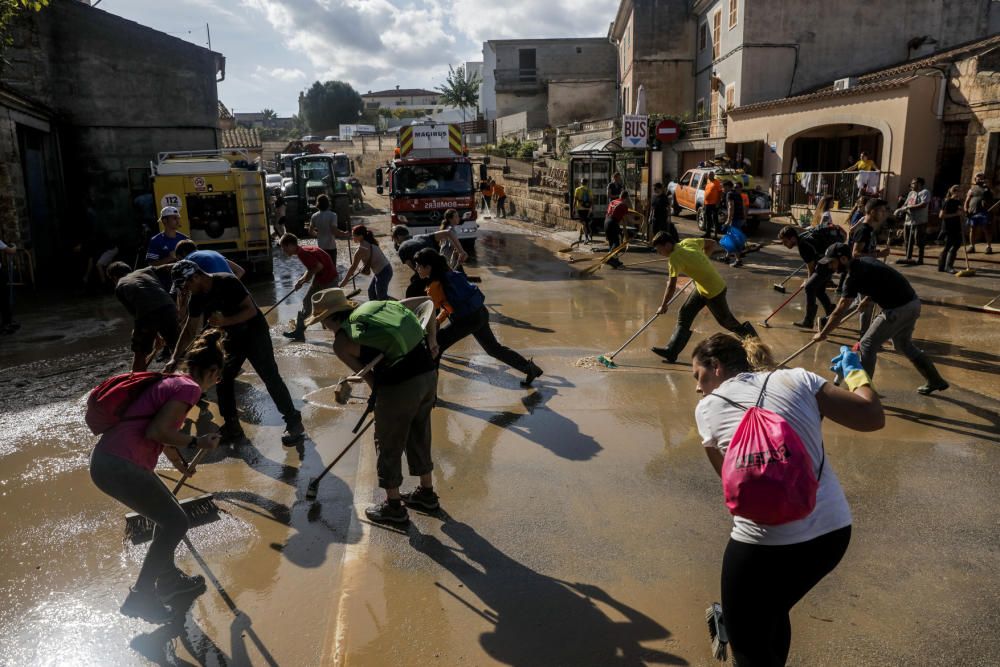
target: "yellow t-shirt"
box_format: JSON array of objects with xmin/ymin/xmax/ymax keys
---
[
  {"xmin": 574, "ymin": 185, "xmax": 592, "ymax": 210},
  {"xmin": 668, "ymin": 238, "xmax": 726, "ymax": 298},
  {"xmin": 854, "ymin": 159, "xmax": 876, "ymax": 171}
]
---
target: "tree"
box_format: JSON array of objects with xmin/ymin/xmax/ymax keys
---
[
  {"xmin": 260, "ymin": 108, "xmax": 278, "ymax": 128},
  {"xmin": 1, "ymin": 0, "xmax": 49, "ymax": 73},
  {"xmin": 436, "ymin": 64, "xmax": 481, "ymax": 123},
  {"xmin": 299, "ymin": 81, "xmax": 363, "ymax": 134}
]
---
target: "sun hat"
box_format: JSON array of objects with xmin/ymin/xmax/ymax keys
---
[{"xmin": 304, "ymin": 288, "xmax": 358, "ymax": 328}]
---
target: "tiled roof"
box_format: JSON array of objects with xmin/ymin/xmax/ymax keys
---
[
  {"xmin": 731, "ymin": 32, "xmax": 1000, "ymax": 115},
  {"xmin": 218, "ymin": 100, "xmax": 233, "ymax": 120},
  {"xmin": 221, "ymin": 127, "xmax": 261, "ymax": 150},
  {"xmin": 364, "ymin": 88, "xmax": 439, "ymax": 98}
]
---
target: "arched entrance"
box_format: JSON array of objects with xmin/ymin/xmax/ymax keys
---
[{"xmin": 788, "ymin": 123, "xmax": 884, "ymax": 172}]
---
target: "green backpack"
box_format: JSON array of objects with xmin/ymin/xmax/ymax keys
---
[{"xmin": 346, "ymin": 301, "xmax": 425, "ymax": 364}]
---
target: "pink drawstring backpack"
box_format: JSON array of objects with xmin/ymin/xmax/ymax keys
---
[{"xmin": 711, "ymin": 372, "xmax": 824, "ymax": 525}]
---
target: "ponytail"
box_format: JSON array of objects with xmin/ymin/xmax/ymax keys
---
[
  {"xmin": 691, "ymin": 332, "xmax": 774, "ymax": 374},
  {"xmin": 184, "ymin": 327, "xmax": 226, "ymax": 375},
  {"xmin": 352, "ymin": 224, "xmax": 377, "ymax": 246}
]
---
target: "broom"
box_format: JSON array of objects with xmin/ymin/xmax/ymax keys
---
[
  {"xmin": 760, "ymin": 282, "xmax": 806, "ymax": 328},
  {"xmin": 705, "ymin": 602, "xmax": 729, "ymax": 661},
  {"xmin": 596, "ymin": 280, "xmax": 693, "ymax": 368},
  {"xmin": 982, "ymin": 294, "xmax": 1000, "ymax": 313},
  {"xmin": 579, "ymin": 241, "xmax": 629, "ymax": 276},
  {"xmin": 125, "ymin": 448, "xmax": 217, "ymax": 543},
  {"xmin": 955, "ymin": 245, "xmax": 976, "ymax": 278},
  {"xmin": 773, "ymin": 262, "xmax": 805, "ymax": 293}
]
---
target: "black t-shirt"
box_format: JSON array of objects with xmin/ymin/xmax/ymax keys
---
[
  {"xmin": 189, "ymin": 273, "xmax": 255, "ymax": 321},
  {"xmin": 397, "ymin": 234, "xmax": 437, "ymax": 264},
  {"xmin": 115, "ymin": 266, "xmax": 175, "ymax": 318},
  {"xmin": 725, "ymin": 190, "xmax": 745, "ymax": 221},
  {"xmin": 850, "ymin": 223, "xmax": 877, "ymax": 255},
  {"xmin": 607, "ymin": 181, "xmax": 624, "ymax": 200},
  {"xmin": 843, "ymin": 257, "xmax": 917, "ymax": 310},
  {"xmin": 651, "ymin": 194, "xmax": 670, "ymax": 223},
  {"xmin": 796, "ymin": 237, "xmax": 820, "ymax": 264},
  {"xmin": 943, "ymin": 197, "xmax": 961, "ymax": 215}
]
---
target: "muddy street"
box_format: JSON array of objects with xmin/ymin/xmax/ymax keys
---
[{"xmin": 1, "ymin": 197, "xmax": 998, "ymax": 666}]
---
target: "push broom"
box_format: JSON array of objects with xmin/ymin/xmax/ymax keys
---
[
  {"xmin": 955, "ymin": 245, "xmax": 976, "ymax": 278},
  {"xmin": 579, "ymin": 240, "xmax": 630, "ymax": 276},
  {"xmin": 759, "ymin": 282, "xmax": 806, "ymax": 328},
  {"xmin": 125, "ymin": 448, "xmax": 218, "ymax": 543},
  {"xmin": 773, "ymin": 262, "xmax": 805, "ymax": 293},
  {"xmin": 596, "ymin": 280, "xmax": 693, "ymax": 368}
]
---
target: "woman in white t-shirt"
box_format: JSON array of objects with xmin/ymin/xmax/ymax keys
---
[{"xmin": 691, "ymin": 333, "xmax": 884, "ymax": 666}]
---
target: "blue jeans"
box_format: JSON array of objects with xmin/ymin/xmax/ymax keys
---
[{"xmin": 368, "ymin": 264, "xmax": 393, "ymax": 301}]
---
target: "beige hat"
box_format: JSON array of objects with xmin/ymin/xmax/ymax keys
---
[{"xmin": 304, "ymin": 288, "xmax": 358, "ymax": 328}]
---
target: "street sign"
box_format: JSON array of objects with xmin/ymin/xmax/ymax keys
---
[
  {"xmin": 192, "ymin": 176, "xmax": 207, "ymax": 192},
  {"xmin": 622, "ymin": 114, "xmax": 648, "ymax": 149},
  {"xmin": 655, "ymin": 119, "xmax": 680, "ymax": 143}
]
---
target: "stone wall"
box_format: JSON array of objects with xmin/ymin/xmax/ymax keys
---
[{"xmin": 487, "ymin": 167, "xmax": 575, "ymax": 232}]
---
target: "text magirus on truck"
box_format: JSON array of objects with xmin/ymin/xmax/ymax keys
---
[
  {"xmin": 376, "ymin": 122, "xmax": 486, "ymax": 255},
  {"xmin": 284, "ymin": 153, "xmax": 356, "ymax": 236}
]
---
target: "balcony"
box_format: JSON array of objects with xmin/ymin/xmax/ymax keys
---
[
  {"xmin": 772, "ymin": 171, "xmax": 893, "ymax": 215},
  {"xmin": 494, "ymin": 68, "xmax": 544, "ymax": 93},
  {"xmin": 683, "ymin": 117, "xmax": 727, "ymax": 140}
]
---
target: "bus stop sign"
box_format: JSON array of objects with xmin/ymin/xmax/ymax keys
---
[{"xmin": 655, "ymin": 119, "xmax": 680, "ymax": 143}]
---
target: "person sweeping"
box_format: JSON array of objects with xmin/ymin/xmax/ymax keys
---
[
  {"xmin": 413, "ymin": 248, "xmax": 543, "ymax": 386},
  {"xmin": 340, "ymin": 224, "xmax": 393, "ymax": 301},
  {"xmin": 305, "ymin": 289, "xmax": 440, "ymax": 525},
  {"xmin": 814, "ymin": 243, "xmax": 949, "ymax": 395},
  {"xmin": 392, "ymin": 224, "xmax": 467, "ymax": 298},
  {"xmin": 650, "ymin": 232, "xmax": 757, "ymax": 363},
  {"xmin": 279, "ymin": 233, "xmax": 339, "ymax": 342},
  {"xmin": 690, "ymin": 333, "xmax": 884, "ymax": 666},
  {"xmin": 777, "ymin": 226, "xmax": 839, "ymax": 329},
  {"xmin": 90, "ymin": 329, "xmax": 224, "ymax": 623}
]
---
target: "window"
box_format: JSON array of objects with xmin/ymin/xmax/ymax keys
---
[
  {"xmin": 712, "ymin": 10, "xmax": 722, "ymax": 59},
  {"xmin": 679, "ymin": 172, "xmax": 692, "ymax": 187},
  {"xmin": 729, "ymin": 0, "xmax": 738, "ymax": 29},
  {"xmin": 696, "ymin": 98, "xmax": 705, "ymax": 120},
  {"xmin": 699, "ymin": 23, "xmax": 707, "ymax": 51},
  {"xmin": 725, "ymin": 84, "xmax": 735, "ymax": 111}
]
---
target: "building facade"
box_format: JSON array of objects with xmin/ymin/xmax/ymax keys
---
[
  {"xmin": 361, "ymin": 87, "xmax": 443, "ymax": 113},
  {"xmin": 0, "ymin": 0, "xmax": 223, "ymax": 280},
  {"xmin": 483, "ymin": 38, "xmax": 617, "ymax": 137}
]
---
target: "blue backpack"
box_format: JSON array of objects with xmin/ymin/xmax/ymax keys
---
[{"xmin": 442, "ymin": 271, "xmax": 485, "ymax": 318}]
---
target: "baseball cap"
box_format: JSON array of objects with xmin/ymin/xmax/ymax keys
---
[
  {"xmin": 304, "ymin": 288, "xmax": 358, "ymax": 327},
  {"xmin": 818, "ymin": 242, "xmax": 852, "ymax": 265},
  {"xmin": 170, "ymin": 259, "xmax": 201, "ymax": 292},
  {"xmin": 160, "ymin": 206, "xmax": 180, "ymax": 219},
  {"xmin": 391, "ymin": 225, "xmax": 411, "ymax": 239}
]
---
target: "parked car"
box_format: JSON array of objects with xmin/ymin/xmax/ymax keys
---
[
  {"xmin": 265, "ymin": 173, "xmax": 283, "ymax": 194},
  {"xmin": 668, "ymin": 168, "xmax": 772, "ymax": 234},
  {"xmin": 301, "ymin": 135, "xmax": 320, "ymax": 141},
  {"xmin": 281, "ymin": 177, "xmax": 293, "ymax": 194},
  {"xmin": 323, "ymin": 135, "xmax": 339, "ymax": 141}
]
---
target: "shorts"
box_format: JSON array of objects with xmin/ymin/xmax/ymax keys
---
[{"xmin": 967, "ymin": 212, "xmax": 990, "ymax": 227}]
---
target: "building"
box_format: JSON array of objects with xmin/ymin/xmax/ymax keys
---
[
  {"xmin": 671, "ymin": 0, "xmax": 1000, "ymax": 175},
  {"xmin": 725, "ymin": 35, "xmax": 1000, "ymax": 223},
  {"xmin": 608, "ymin": 0, "xmax": 694, "ymax": 117},
  {"xmin": 361, "ymin": 87, "xmax": 444, "ymax": 114},
  {"xmin": 0, "ymin": 0, "xmax": 223, "ymax": 280},
  {"xmin": 232, "ymin": 112, "xmax": 294, "ymax": 131},
  {"xmin": 482, "ymin": 38, "xmax": 617, "ymax": 138}
]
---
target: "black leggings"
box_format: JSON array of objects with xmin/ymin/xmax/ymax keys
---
[
  {"xmin": 721, "ymin": 526, "xmax": 851, "ymax": 667},
  {"xmin": 438, "ymin": 305, "xmax": 530, "ymax": 374}
]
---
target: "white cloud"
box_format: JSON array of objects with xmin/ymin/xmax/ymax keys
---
[{"xmin": 254, "ymin": 65, "xmax": 307, "ymax": 82}]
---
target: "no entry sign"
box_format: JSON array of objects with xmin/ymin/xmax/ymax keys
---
[
  {"xmin": 622, "ymin": 114, "xmax": 648, "ymax": 149},
  {"xmin": 656, "ymin": 119, "xmax": 680, "ymax": 143}
]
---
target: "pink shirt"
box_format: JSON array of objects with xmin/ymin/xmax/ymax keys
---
[{"xmin": 94, "ymin": 375, "xmax": 201, "ymax": 470}]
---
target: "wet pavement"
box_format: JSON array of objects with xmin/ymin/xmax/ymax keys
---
[{"xmin": 1, "ymin": 197, "xmax": 998, "ymax": 666}]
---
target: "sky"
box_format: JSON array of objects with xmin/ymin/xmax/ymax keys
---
[{"xmin": 97, "ymin": 0, "xmax": 616, "ymax": 117}]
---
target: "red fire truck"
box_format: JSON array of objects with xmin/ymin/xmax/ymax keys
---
[{"xmin": 376, "ymin": 122, "xmax": 486, "ymax": 253}]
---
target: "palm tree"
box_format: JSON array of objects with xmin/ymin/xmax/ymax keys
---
[
  {"xmin": 436, "ymin": 64, "xmax": 481, "ymax": 124},
  {"xmin": 260, "ymin": 108, "xmax": 278, "ymax": 128}
]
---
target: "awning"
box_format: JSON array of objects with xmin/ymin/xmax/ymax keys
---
[{"xmin": 569, "ymin": 138, "xmax": 622, "ymax": 156}]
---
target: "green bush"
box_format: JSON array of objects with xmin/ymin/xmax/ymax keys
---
[{"xmin": 517, "ymin": 141, "xmax": 539, "ymax": 159}]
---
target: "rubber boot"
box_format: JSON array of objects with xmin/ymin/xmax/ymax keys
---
[
  {"xmin": 794, "ymin": 302, "xmax": 817, "ymax": 329},
  {"xmin": 913, "ymin": 355, "xmax": 949, "ymax": 395},
  {"xmin": 735, "ymin": 321, "xmax": 759, "ymax": 339},
  {"xmin": 652, "ymin": 328, "xmax": 692, "ymax": 363}
]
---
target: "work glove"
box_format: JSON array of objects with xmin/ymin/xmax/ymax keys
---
[{"xmin": 830, "ymin": 345, "xmax": 872, "ymax": 392}]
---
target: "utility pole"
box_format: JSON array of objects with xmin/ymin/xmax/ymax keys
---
[{"xmin": 206, "ymin": 23, "xmax": 212, "ymax": 50}]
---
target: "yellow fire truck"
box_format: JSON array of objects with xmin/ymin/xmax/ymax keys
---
[{"xmin": 151, "ymin": 150, "xmax": 272, "ymax": 272}]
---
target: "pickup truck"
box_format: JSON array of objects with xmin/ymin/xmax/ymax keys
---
[{"xmin": 668, "ymin": 168, "xmax": 771, "ymax": 234}]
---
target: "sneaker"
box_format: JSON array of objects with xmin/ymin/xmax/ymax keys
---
[
  {"xmin": 219, "ymin": 421, "xmax": 245, "ymax": 443},
  {"xmin": 155, "ymin": 570, "xmax": 206, "ymax": 603},
  {"xmin": 364, "ymin": 500, "xmax": 409, "ymax": 525},
  {"xmin": 967, "ymin": 246, "xmax": 977, "ymax": 254},
  {"xmin": 521, "ymin": 360, "xmax": 544, "ymax": 387},
  {"xmin": 917, "ymin": 380, "xmax": 949, "ymax": 395},
  {"xmin": 120, "ymin": 587, "xmax": 172, "ymax": 623},
  {"xmin": 281, "ymin": 419, "xmax": 306, "ymax": 446},
  {"xmin": 401, "ymin": 486, "xmax": 440, "ymax": 511},
  {"xmin": 282, "ymin": 330, "xmax": 305, "ymax": 342},
  {"xmin": 792, "ymin": 320, "xmax": 814, "ymax": 329},
  {"xmin": 730, "ymin": 258, "xmax": 743, "ymax": 267},
  {"xmin": 895, "ymin": 258, "xmax": 914, "ymax": 265},
  {"xmin": 651, "ymin": 346, "xmax": 677, "ymax": 363}
]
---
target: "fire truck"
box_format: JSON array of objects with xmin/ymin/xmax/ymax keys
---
[
  {"xmin": 376, "ymin": 122, "xmax": 485, "ymax": 253},
  {"xmin": 151, "ymin": 149, "xmax": 271, "ymax": 272}
]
